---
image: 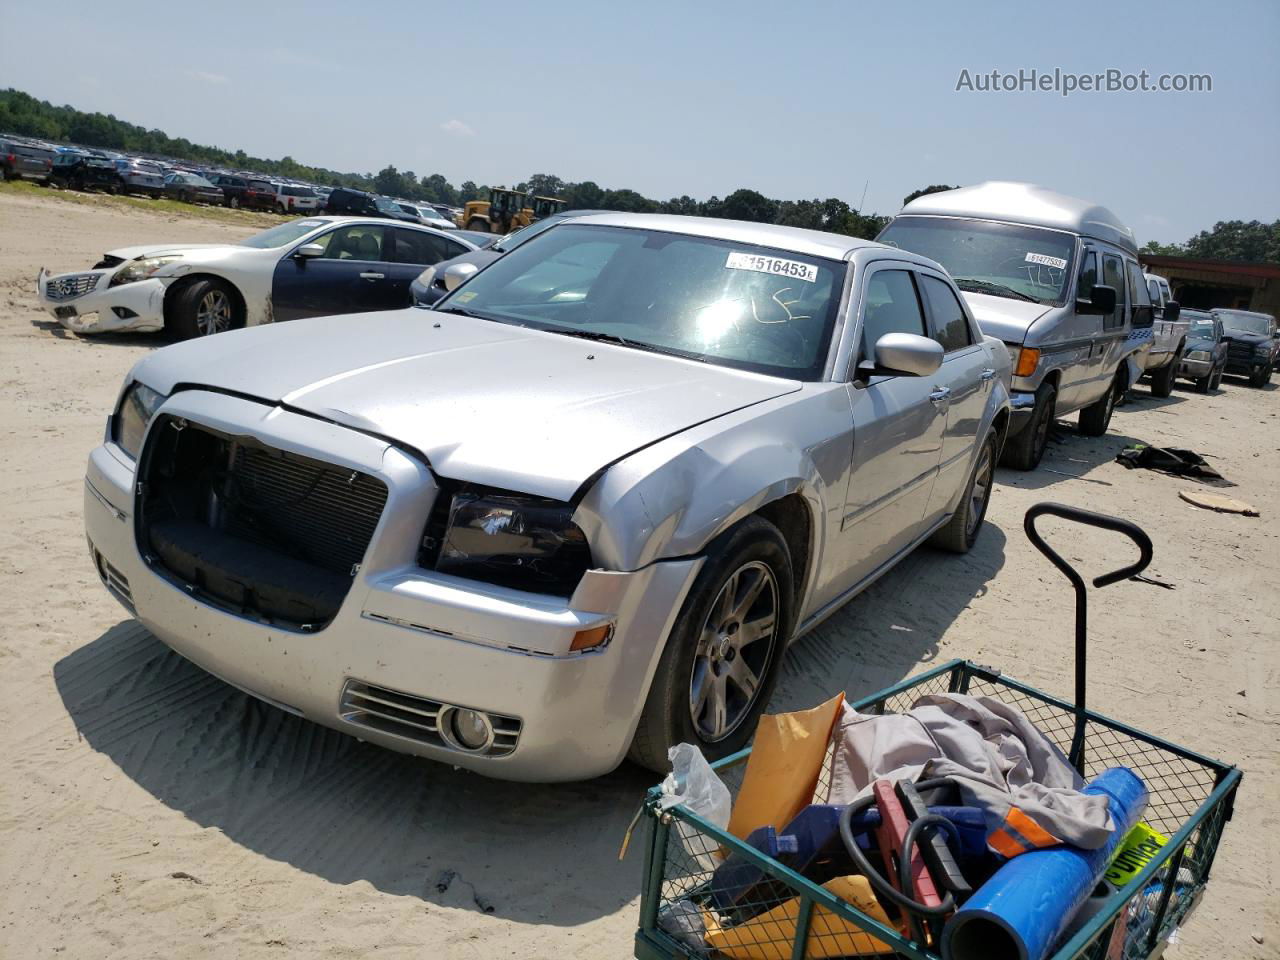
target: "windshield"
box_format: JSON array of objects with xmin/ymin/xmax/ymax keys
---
[
  {"xmin": 1217, "ymin": 311, "xmax": 1274, "ymax": 336},
  {"xmin": 496, "ymin": 215, "xmax": 565, "ymax": 252},
  {"xmin": 438, "ymin": 224, "xmax": 845, "ymax": 380},
  {"xmin": 240, "ymin": 219, "xmax": 326, "ymax": 248},
  {"xmin": 1186, "ymin": 314, "xmax": 1216, "ymax": 338},
  {"xmin": 878, "ymin": 216, "xmax": 1076, "ymax": 304},
  {"xmin": 374, "ymin": 196, "xmax": 404, "ymax": 214},
  {"xmin": 189, "ymin": 175, "xmax": 215, "ymax": 187}
]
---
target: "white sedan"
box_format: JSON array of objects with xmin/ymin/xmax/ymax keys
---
[{"xmin": 36, "ymin": 217, "xmax": 488, "ymax": 339}]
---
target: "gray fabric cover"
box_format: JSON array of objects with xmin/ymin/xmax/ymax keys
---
[{"xmin": 828, "ymin": 693, "xmax": 1116, "ymax": 850}]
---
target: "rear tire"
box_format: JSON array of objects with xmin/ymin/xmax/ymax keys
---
[
  {"xmin": 166, "ymin": 278, "xmax": 242, "ymax": 340},
  {"xmin": 931, "ymin": 431, "xmax": 997, "ymax": 554},
  {"xmin": 1149, "ymin": 360, "xmax": 1176, "ymax": 398},
  {"xmin": 1079, "ymin": 370, "xmax": 1124, "ymax": 437},
  {"xmin": 628, "ymin": 516, "xmax": 794, "ymax": 773},
  {"xmin": 1001, "ymin": 383, "xmax": 1056, "ymax": 470}
]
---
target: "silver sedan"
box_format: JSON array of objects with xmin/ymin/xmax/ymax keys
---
[{"xmin": 84, "ymin": 213, "xmax": 1011, "ymax": 780}]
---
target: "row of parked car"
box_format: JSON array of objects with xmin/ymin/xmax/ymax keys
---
[
  {"xmin": 1, "ymin": 133, "xmax": 466, "ymax": 229},
  {"xmin": 61, "ymin": 180, "xmax": 1280, "ymax": 780}
]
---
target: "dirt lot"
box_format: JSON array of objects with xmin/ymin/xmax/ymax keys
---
[{"xmin": 0, "ymin": 188, "xmax": 1275, "ymax": 959}]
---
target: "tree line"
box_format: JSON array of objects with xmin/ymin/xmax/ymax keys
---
[{"xmin": 3, "ymin": 88, "xmax": 1275, "ymax": 259}]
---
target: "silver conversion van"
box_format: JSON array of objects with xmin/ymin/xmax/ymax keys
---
[{"xmin": 879, "ymin": 182, "xmax": 1151, "ymax": 469}]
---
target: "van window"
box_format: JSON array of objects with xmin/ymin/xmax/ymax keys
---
[
  {"xmin": 1102, "ymin": 255, "xmax": 1126, "ymax": 331},
  {"xmin": 1128, "ymin": 262, "xmax": 1153, "ymax": 328},
  {"xmin": 861, "ymin": 270, "xmax": 927, "ymax": 363},
  {"xmin": 919, "ymin": 275, "xmax": 973, "ymax": 352},
  {"xmin": 1077, "ymin": 251, "xmax": 1097, "ymax": 301}
]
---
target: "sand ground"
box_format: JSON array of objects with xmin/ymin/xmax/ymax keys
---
[{"xmin": 0, "ymin": 188, "xmax": 1275, "ymax": 959}]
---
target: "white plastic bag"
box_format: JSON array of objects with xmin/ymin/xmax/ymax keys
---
[{"xmin": 658, "ymin": 743, "xmax": 731, "ymax": 872}]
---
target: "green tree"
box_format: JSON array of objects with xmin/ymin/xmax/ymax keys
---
[
  {"xmin": 717, "ymin": 188, "xmax": 778, "ymax": 224},
  {"xmin": 902, "ymin": 184, "xmax": 958, "ymax": 208},
  {"xmin": 565, "ymin": 180, "xmax": 604, "ymax": 209},
  {"xmin": 525, "ymin": 173, "xmax": 566, "ymax": 198},
  {"xmin": 1140, "ymin": 240, "xmax": 1185, "ymax": 256},
  {"xmin": 1182, "ymin": 220, "xmax": 1280, "ymax": 263}
]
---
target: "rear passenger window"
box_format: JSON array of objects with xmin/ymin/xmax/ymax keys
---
[
  {"xmin": 919, "ymin": 275, "xmax": 973, "ymax": 352},
  {"xmin": 861, "ymin": 270, "xmax": 926, "ymax": 364},
  {"xmin": 392, "ymin": 229, "xmax": 457, "ymax": 265}
]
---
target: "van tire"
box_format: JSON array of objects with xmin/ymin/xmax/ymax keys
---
[
  {"xmin": 1001, "ymin": 384, "xmax": 1055, "ymax": 470},
  {"xmin": 932, "ymin": 431, "xmax": 997, "ymax": 554},
  {"xmin": 628, "ymin": 516, "xmax": 794, "ymax": 773},
  {"xmin": 1149, "ymin": 360, "xmax": 1176, "ymax": 398},
  {"xmin": 1079, "ymin": 370, "xmax": 1123, "ymax": 437}
]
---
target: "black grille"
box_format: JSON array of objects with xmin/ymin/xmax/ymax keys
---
[
  {"xmin": 1225, "ymin": 338, "xmax": 1256, "ymax": 365},
  {"xmin": 225, "ymin": 445, "xmax": 388, "ymax": 575}
]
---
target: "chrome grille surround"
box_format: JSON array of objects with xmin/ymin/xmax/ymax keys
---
[{"xmin": 339, "ymin": 679, "xmax": 522, "ymax": 757}]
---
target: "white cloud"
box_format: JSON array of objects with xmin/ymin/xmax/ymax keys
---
[
  {"xmin": 186, "ymin": 70, "xmax": 229, "ymax": 85},
  {"xmin": 440, "ymin": 119, "xmax": 476, "ymax": 137}
]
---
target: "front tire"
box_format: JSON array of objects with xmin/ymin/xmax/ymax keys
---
[
  {"xmin": 1248, "ymin": 365, "xmax": 1272, "ymax": 387},
  {"xmin": 1001, "ymin": 383, "xmax": 1056, "ymax": 470},
  {"xmin": 1195, "ymin": 374, "xmax": 1211, "ymax": 394},
  {"xmin": 1149, "ymin": 360, "xmax": 1176, "ymax": 398},
  {"xmin": 628, "ymin": 516, "xmax": 794, "ymax": 773},
  {"xmin": 166, "ymin": 278, "xmax": 242, "ymax": 340},
  {"xmin": 466, "ymin": 218, "xmax": 489, "ymax": 233},
  {"xmin": 1079, "ymin": 370, "xmax": 1124, "ymax": 437},
  {"xmin": 932, "ymin": 431, "xmax": 997, "ymax": 554}
]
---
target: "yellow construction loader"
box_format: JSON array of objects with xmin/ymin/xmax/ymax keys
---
[{"xmin": 456, "ymin": 187, "xmax": 567, "ymax": 233}]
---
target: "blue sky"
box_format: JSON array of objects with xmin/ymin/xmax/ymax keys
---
[{"xmin": 2, "ymin": 0, "xmax": 1277, "ymax": 243}]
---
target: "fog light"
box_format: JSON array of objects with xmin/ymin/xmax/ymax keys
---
[{"xmin": 441, "ymin": 706, "xmax": 493, "ymax": 752}]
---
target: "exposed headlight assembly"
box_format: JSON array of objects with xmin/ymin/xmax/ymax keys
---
[
  {"xmin": 423, "ymin": 490, "xmax": 592, "ymax": 596},
  {"xmin": 1255, "ymin": 345, "xmax": 1272, "ymax": 358},
  {"xmin": 110, "ymin": 256, "xmax": 181, "ymax": 287},
  {"xmin": 1187, "ymin": 350, "xmax": 1211, "ymax": 361},
  {"xmin": 113, "ymin": 382, "xmax": 167, "ymax": 459}
]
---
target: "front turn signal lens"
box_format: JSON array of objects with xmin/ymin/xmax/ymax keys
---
[
  {"xmin": 1014, "ymin": 347, "xmax": 1041, "ymax": 378},
  {"xmin": 570, "ymin": 624, "xmax": 613, "ymax": 652}
]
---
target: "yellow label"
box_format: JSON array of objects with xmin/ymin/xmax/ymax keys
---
[
  {"xmin": 1105, "ymin": 822, "xmax": 1169, "ymax": 887},
  {"xmin": 455, "ymin": 291, "xmax": 477, "ymax": 303}
]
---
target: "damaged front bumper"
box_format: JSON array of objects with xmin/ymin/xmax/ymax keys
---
[
  {"xmin": 36, "ymin": 267, "xmax": 167, "ymax": 334},
  {"xmin": 83, "ymin": 390, "xmax": 703, "ymax": 781}
]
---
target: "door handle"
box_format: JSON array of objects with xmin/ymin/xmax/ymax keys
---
[
  {"xmin": 929, "ymin": 387, "xmax": 951, "ymax": 404},
  {"xmin": 359, "ymin": 272, "xmax": 385, "ymax": 280}
]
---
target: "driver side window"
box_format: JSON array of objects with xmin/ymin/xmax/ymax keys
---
[
  {"xmin": 860, "ymin": 270, "xmax": 926, "ymax": 365},
  {"xmin": 314, "ymin": 225, "xmax": 386, "ymax": 262}
]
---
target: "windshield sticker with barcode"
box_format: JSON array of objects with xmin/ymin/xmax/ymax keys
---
[
  {"xmin": 1025, "ymin": 252, "xmax": 1068, "ymax": 269},
  {"xmin": 726, "ymin": 251, "xmax": 818, "ymax": 283}
]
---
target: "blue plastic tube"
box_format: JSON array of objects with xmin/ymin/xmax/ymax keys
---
[{"xmin": 941, "ymin": 767, "xmax": 1148, "ymax": 960}]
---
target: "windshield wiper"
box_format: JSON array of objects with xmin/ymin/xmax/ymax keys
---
[
  {"xmin": 548, "ymin": 327, "xmax": 705, "ymax": 360},
  {"xmin": 952, "ymin": 278, "xmax": 1041, "ymax": 303}
]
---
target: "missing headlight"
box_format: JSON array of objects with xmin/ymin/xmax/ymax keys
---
[{"xmin": 423, "ymin": 489, "xmax": 591, "ymax": 596}]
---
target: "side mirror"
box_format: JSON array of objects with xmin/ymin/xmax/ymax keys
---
[
  {"xmin": 294, "ymin": 243, "xmax": 325, "ymax": 260},
  {"xmin": 1076, "ymin": 284, "xmax": 1117, "ymax": 315},
  {"xmin": 1163, "ymin": 300, "xmax": 1181, "ymax": 324},
  {"xmin": 443, "ymin": 262, "xmax": 479, "ymax": 291},
  {"xmin": 859, "ymin": 332, "xmax": 944, "ymax": 379}
]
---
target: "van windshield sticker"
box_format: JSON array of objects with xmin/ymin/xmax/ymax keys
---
[
  {"xmin": 726, "ymin": 251, "xmax": 818, "ymax": 283},
  {"xmin": 1025, "ymin": 252, "xmax": 1068, "ymax": 270}
]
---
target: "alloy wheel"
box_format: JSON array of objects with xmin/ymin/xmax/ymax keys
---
[
  {"xmin": 195, "ymin": 289, "xmax": 233, "ymax": 336},
  {"xmin": 689, "ymin": 561, "xmax": 779, "ymax": 742},
  {"xmin": 966, "ymin": 440, "xmax": 994, "ymax": 538}
]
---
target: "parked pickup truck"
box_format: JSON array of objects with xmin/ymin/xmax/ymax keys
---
[
  {"xmin": 81, "ymin": 213, "xmax": 1010, "ymax": 780},
  {"xmin": 1138, "ymin": 272, "xmax": 1188, "ymax": 397}
]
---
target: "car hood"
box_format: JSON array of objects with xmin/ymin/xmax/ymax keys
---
[
  {"xmin": 106, "ymin": 242, "xmax": 241, "ymax": 261},
  {"xmin": 958, "ymin": 291, "xmax": 1053, "ymax": 344},
  {"xmin": 1221, "ymin": 330, "xmax": 1271, "ymax": 347},
  {"xmin": 132, "ymin": 311, "xmax": 801, "ymax": 501}
]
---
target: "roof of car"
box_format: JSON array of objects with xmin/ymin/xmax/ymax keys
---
[
  {"xmin": 900, "ymin": 181, "xmax": 1138, "ymax": 254},
  {"xmin": 1212, "ymin": 308, "xmax": 1276, "ymax": 320},
  {"xmin": 564, "ymin": 213, "xmax": 884, "ymax": 260}
]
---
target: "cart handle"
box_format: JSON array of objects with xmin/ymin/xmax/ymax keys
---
[
  {"xmin": 1024, "ymin": 502, "xmax": 1153, "ymax": 588},
  {"xmin": 1022, "ymin": 503, "xmax": 1154, "ymax": 773}
]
